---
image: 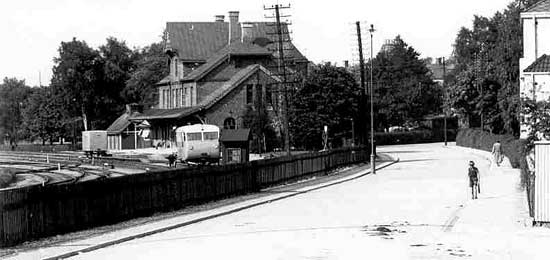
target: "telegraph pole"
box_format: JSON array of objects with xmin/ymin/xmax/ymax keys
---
[
  {"xmin": 265, "ymin": 4, "xmax": 292, "ymax": 156},
  {"xmin": 355, "ymin": 22, "xmax": 367, "ymax": 146}
]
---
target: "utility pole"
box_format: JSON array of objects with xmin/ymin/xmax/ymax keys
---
[
  {"xmin": 265, "ymin": 4, "xmax": 292, "ymax": 156},
  {"xmin": 355, "ymin": 21, "xmax": 367, "ymax": 146},
  {"xmin": 369, "ymin": 24, "xmax": 376, "ymax": 174},
  {"xmin": 475, "ymin": 51, "xmax": 484, "ymax": 131},
  {"xmin": 443, "ymin": 57, "xmax": 448, "ymax": 146}
]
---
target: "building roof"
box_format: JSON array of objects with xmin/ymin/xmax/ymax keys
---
[
  {"xmin": 130, "ymin": 107, "xmax": 200, "ymax": 120},
  {"xmin": 220, "ymin": 129, "xmax": 251, "ymax": 142},
  {"xmin": 165, "ymin": 21, "xmax": 307, "ymax": 63},
  {"xmin": 182, "ymin": 42, "xmax": 271, "ymax": 82},
  {"xmin": 525, "ymin": 0, "xmax": 550, "ymax": 12},
  {"xmin": 131, "ymin": 64, "xmax": 278, "ymax": 121},
  {"xmin": 524, "ymin": 54, "xmax": 550, "ymax": 73},
  {"xmin": 106, "ymin": 112, "xmax": 140, "ymax": 134}
]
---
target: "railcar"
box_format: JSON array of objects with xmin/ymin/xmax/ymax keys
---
[{"xmin": 175, "ymin": 124, "xmax": 220, "ymax": 164}]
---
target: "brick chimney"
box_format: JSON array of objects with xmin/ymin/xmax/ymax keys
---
[
  {"xmin": 215, "ymin": 15, "xmax": 225, "ymax": 22},
  {"xmin": 241, "ymin": 22, "xmax": 254, "ymax": 43},
  {"xmin": 228, "ymin": 11, "xmax": 240, "ymax": 44}
]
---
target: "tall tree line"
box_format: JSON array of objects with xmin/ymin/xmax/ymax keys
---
[
  {"xmin": 448, "ymin": 0, "xmax": 544, "ymax": 136},
  {"xmin": 0, "ymin": 37, "xmax": 168, "ymax": 145}
]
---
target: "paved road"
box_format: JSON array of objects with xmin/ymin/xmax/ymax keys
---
[{"xmin": 70, "ymin": 143, "xmax": 534, "ymax": 259}]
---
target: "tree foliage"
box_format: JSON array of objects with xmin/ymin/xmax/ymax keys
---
[
  {"xmin": 50, "ymin": 37, "xmax": 142, "ymax": 131},
  {"xmin": 124, "ymin": 42, "xmax": 168, "ymax": 109},
  {"xmin": 22, "ymin": 86, "xmax": 65, "ymax": 144},
  {"xmin": 449, "ymin": 0, "xmax": 545, "ymax": 135},
  {"xmin": 290, "ymin": 63, "xmax": 361, "ymax": 150},
  {"xmin": 371, "ymin": 36, "xmax": 441, "ymax": 130},
  {"xmin": 0, "ymin": 78, "xmax": 31, "ymax": 145}
]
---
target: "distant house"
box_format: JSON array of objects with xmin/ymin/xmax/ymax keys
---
[
  {"xmin": 106, "ymin": 104, "xmax": 150, "ymax": 150},
  {"xmin": 425, "ymin": 58, "xmax": 454, "ymax": 85},
  {"xmin": 520, "ymin": 0, "xmax": 550, "ymax": 138},
  {"xmin": 106, "ymin": 11, "xmax": 308, "ymax": 149}
]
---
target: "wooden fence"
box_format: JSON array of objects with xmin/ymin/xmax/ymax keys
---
[{"xmin": 0, "ymin": 146, "xmax": 369, "ymax": 247}]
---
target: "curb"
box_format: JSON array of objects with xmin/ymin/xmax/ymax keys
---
[{"xmin": 43, "ymin": 157, "xmax": 400, "ymax": 260}]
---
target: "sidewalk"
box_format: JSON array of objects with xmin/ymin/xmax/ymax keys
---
[
  {"xmin": 442, "ymin": 145, "xmax": 549, "ymax": 259},
  {"xmin": 5, "ymin": 157, "xmax": 397, "ymax": 260}
]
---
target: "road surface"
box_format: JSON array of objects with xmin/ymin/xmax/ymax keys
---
[{"xmin": 43, "ymin": 144, "xmax": 550, "ymax": 258}]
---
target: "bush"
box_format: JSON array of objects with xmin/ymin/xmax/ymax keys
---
[
  {"xmin": 456, "ymin": 128, "xmax": 526, "ymax": 167},
  {"xmin": 0, "ymin": 168, "xmax": 16, "ymax": 188},
  {"xmin": 375, "ymin": 129, "xmax": 456, "ymax": 145},
  {"xmin": 456, "ymin": 128, "xmax": 528, "ymax": 187}
]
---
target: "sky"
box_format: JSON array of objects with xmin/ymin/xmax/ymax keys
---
[{"xmin": 1, "ymin": 0, "xmax": 514, "ymax": 87}]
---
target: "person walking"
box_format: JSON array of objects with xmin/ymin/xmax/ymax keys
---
[
  {"xmin": 468, "ymin": 161, "xmax": 480, "ymax": 199},
  {"xmin": 492, "ymin": 140, "xmax": 503, "ymax": 167}
]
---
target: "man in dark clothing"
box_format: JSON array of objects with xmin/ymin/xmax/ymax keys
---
[{"xmin": 468, "ymin": 161, "xmax": 480, "ymax": 199}]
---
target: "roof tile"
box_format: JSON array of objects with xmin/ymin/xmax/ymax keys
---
[
  {"xmin": 524, "ymin": 54, "xmax": 550, "ymax": 72},
  {"xmin": 526, "ymin": 0, "xmax": 550, "ymax": 12},
  {"xmin": 166, "ymin": 21, "xmax": 307, "ymax": 62}
]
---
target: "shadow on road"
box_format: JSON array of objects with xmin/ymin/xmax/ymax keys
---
[
  {"xmin": 398, "ymin": 159, "xmax": 436, "ymax": 163},
  {"xmin": 384, "ymin": 150, "xmax": 423, "ymax": 154}
]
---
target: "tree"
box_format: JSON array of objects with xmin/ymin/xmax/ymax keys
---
[
  {"xmin": 51, "ymin": 38, "xmax": 104, "ymax": 131},
  {"xmin": 448, "ymin": 0, "xmax": 546, "ymax": 135},
  {"xmin": 243, "ymin": 104, "xmax": 278, "ymax": 153},
  {"xmin": 50, "ymin": 37, "xmax": 139, "ymax": 131},
  {"xmin": 124, "ymin": 42, "xmax": 168, "ymax": 109},
  {"xmin": 0, "ymin": 78, "xmax": 31, "ymax": 145},
  {"xmin": 21, "ymin": 86, "xmax": 65, "ymax": 144},
  {"xmin": 290, "ymin": 63, "xmax": 361, "ymax": 150},
  {"xmin": 96, "ymin": 37, "xmax": 139, "ymax": 128},
  {"xmin": 371, "ymin": 36, "xmax": 441, "ymax": 130}
]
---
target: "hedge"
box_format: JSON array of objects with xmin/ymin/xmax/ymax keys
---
[
  {"xmin": 375, "ymin": 129, "xmax": 456, "ymax": 146},
  {"xmin": 456, "ymin": 128, "xmax": 530, "ymax": 185}
]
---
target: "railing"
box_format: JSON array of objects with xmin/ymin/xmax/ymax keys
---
[{"xmin": 0, "ymin": 146, "xmax": 369, "ymax": 247}]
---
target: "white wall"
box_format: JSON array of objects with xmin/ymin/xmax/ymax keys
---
[{"xmin": 538, "ymin": 17, "xmax": 550, "ymax": 57}]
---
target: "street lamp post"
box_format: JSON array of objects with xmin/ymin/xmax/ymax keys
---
[
  {"xmin": 442, "ymin": 57, "xmax": 448, "ymax": 146},
  {"xmin": 369, "ymin": 24, "xmax": 376, "ymax": 174}
]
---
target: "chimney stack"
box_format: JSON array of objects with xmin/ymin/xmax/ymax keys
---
[
  {"xmin": 215, "ymin": 15, "xmax": 225, "ymax": 22},
  {"xmin": 228, "ymin": 11, "xmax": 240, "ymax": 44},
  {"xmin": 241, "ymin": 22, "xmax": 254, "ymax": 43}
]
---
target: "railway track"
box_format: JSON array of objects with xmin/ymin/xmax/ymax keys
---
[{"xmin": 0, "ymin": 150, "xmax": 173, "ymax": 189}]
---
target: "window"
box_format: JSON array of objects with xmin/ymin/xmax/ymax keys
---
[
  {"xmin": 256, "ymin": 84, "xmax": 263, "ymax": 105},
  {"xmin": 174, "ymin": 58, "xmax": 178, "ymax": 77},
  {"xmin": 227, "ymin": 148, "xmax": 241, "ymax": 163},
  {"xmin": 224, "ymin": 118, "xmax": 236, "ymax": 129},
  {"xmin": 187, "ymin": 132, "xmax": 202, "ymax": 141},
  {"xmin": 246, "ymin": 84, "xmax": 253, "ymax": 104},
  {"xmin": 204, "ymin": 132, "xmax": 219, "ymax": 140},
  {"xmin": 180, "ymin": 88, "xmax": 185, "ymax": 107},
  {"xmin": 266, "ymin": 85, "xmax": 273, "ymax": 105},
  {"xmin": 190, "ymin": 86, "xmax": 194, "ymax": 106}
]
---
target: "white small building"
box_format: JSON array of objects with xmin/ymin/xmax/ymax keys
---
[{"xmin": 520, "ymin": 0, "xmax": 550, "ymax": 138}]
